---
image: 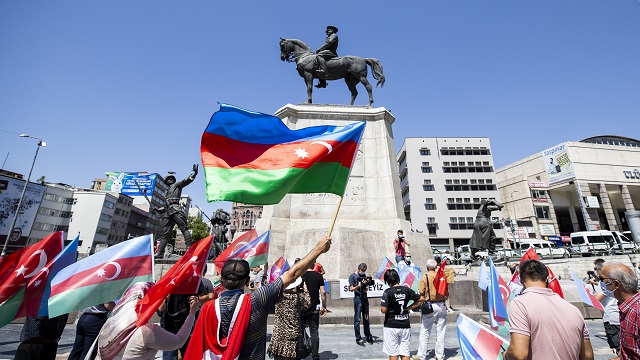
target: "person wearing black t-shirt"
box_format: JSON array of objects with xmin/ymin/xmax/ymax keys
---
[
  {"xmin": 380, "ymin": 269, "xmax": 423, "ymax": 360},
  {"xmin": 301, "ymin": 262, "xmax": 327, "ymax": 360}
]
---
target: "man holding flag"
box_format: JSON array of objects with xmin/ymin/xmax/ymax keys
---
[
  {"xmin": 505, "ymin": 260, "xmax": 594, "ymax": 360},
  {"xmin": 185, "ymin": 235, "xmax": 332, "ymax": 360},
  {"xmin": 414, "ymin": 259, "xmax": 448, "ymax": 360}
]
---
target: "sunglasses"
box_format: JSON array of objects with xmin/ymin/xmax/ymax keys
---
[{"xmin": 598, "ymin": 275, "xmax": 618, "ymax": 286}]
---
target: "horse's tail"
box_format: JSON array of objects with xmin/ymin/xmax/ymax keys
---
[{"xmin": 364, "ymin": 58, "xmax": 385, "ymax": 88}]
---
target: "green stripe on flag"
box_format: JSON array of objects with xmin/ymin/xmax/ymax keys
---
[
  {"xmin": 0, "ymin": 287, "xmax": 25, "ymax": 328},
  {"xmin": 246, "ymin": 253, "xmax": 269, "ymax": 269},
  {"xmin": 48, "ymin": 275, "xmax": 153, "ymax": 317},
  {"xmin": 204, "ymin": 162, "xmax": 351, "ymax": 204}
]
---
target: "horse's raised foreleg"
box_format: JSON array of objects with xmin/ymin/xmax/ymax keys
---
[
  {"xmin": 345, "ymin": 77, "xmax": 359, "ymax": 105},
  {"xmin": 359, "ymin": 77, "xmax": 374, "ymax": 106},
  {"xmin": 304, "ymin": 73, "xmax": 314, "ymax": 104}
]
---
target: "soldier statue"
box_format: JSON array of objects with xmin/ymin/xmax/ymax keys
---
[
  {"xmin": 469, "ymin": 199, "xmax": 504, "ymax": 260},
  {"xmin": 315, "ymin": 25, "xmax": 339, "ymax": 89},
  {"xmin": 211, "ymin": 208, "xmax": 231, "ymax": 259},
  {"xmin": 154, "ymin": 164, "xmax": 198, "ymax": 259}
]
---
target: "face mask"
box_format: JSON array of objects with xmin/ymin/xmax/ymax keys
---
[
  {"xmin": 600, "ymin": 282, "xmax": 615, "ymax": 297},
  {"xmin": 358, "ymin": 271, "xmax": 366, "ymax": 276},
  {"xmin": 406, "ymin": 257, "xmax": 411, "ymax": 261}
]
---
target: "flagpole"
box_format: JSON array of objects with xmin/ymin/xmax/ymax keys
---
[{"xmin": 327, "ymin": 196, "xmax": 343, "ymax": 237}]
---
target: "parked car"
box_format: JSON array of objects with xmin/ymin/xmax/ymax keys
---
[
  {"xmin": 431, "ymin": 248, "xmax": 452, "ymax": 264},
  {"xmin": 457, "ymin": 244, "xmax": 512, "ymax": 263},
  {"xmin": 608, "ymin": 231, "xmax": 638, "ymax": 254},
  {"xmin": 516, "ymin": 239, "xmax": 570, "ymax": 259}
]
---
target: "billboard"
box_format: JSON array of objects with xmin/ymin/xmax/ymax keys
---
[
  {"xmin": 541, "ymin": 143, "xmax": 575, "ymax": 185},
  {"xmin": 0, "ymin": 175, "xmax": 45, "ymax": 249},
  {"xmin": 105, "ymin": 172, "xmax": 157, "ymax": 197}
]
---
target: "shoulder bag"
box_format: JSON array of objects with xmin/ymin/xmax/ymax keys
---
[{"xmin": 420, "ymin": 274, "xmax": 434, "ymax": 315}]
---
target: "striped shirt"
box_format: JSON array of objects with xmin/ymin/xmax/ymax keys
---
[{"xmin": 218, "ymin": 277, "xmax": 284, "ymax": 359}]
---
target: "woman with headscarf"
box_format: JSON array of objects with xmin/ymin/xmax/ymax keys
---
[
  {"xmin": 267, "ymin": 277, "xmax": 310, "ymax": 360},
  {"xmin": 91, "ymin": 282, "xmax": 198, "ymax": 360}
]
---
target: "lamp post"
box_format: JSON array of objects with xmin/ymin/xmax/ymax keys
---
[
  {"xmin": 1, "ymin": 134, "xmax": 46, "ymax": 257},
  {"xmin": 510, "ymin": 190, "xmax": 519, "ymax": 247}
]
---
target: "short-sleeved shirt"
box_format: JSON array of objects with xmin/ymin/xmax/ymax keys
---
[
  {"xmin": 394, "ymin": 237, "xmax": 406, "ymax": 256},
  {"xmin": 218, "ymin": 277, "xmax": 284, "ymax": 360},
  {"xmin": 509, "ymin": 287, "xmax": 589, "ymax": 360},
  {"xmin": 595, "ymin": 281, "xmax": 620, "ymax": 325},
  {"xmin": 302, "ymin": 270, "xmax": 324, "ymax": 314},
  {"xmin": 619, "ymin": 291, "xmax": 640, "ymax": 359},
  {"xmin": 381, "ymin": 286, "xmax": 421, "ymax": 329}
]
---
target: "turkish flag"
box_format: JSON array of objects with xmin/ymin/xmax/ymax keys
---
[
  {"xmin": 547, "ymin": 266, "xmax": 564, "ymax": 299},
  {"xmin": 433, "ymin": 261, "xmax": 448, "ymax": 296},
  {"xmin": 135, "ymin": 236, "xmax": 213, "ymax": 326},
  {"xmin": 510, "ymin": 247, "xmax": 541, "ymax": 284},
  {"xmin": 0, "ymin": 232, "xmax": 64, "ymax": 303}
]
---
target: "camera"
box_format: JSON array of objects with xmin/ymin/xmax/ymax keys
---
[
  {"xmin": 398, "ymin": 235, "xmax": 405, "ymax": 242},
  {"xmin": 358, "ymin": 274, "xmax": 375, "ymax": 287}
]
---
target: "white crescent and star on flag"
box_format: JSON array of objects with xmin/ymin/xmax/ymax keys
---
[
  {"xmin": 15, "ymin": 250, "xmax": 48, "ymax": 279},
  {"xmin": 293, "ymin": 141, "xmax": 333, "ymax": 160},
  {"xmin": 96, "ymin": 262, "xmax": 122, "ymax": 280}
]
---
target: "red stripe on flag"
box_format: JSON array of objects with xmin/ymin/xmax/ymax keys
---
[
  {"xmin": 50, "ymin": 255, "xmax": 152, "ymax": 296},
  {"xmin": 230, "ymin": 241, "xmax": 269, "ymax": 260},
  {"xmin": 586, "ymin": 286, "xmax": 604, "ymax": 312},
  {"xmin": 201, "ymin": 133, "xmax": 358, "ymax": 170},
  {"xmin": 474, "ymin": 327, "xmax": 504, "ymax": 359}
]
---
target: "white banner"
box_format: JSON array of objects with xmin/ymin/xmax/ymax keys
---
[
  {"xmin": 539, "ymin": 224, "xmax": 556, "ymax": 236},
  {"xmin": 339, "ymin": 278, "xmax": 389, "ymax": 299}
]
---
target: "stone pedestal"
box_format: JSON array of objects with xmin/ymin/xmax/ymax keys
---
[{"xmin": 255, "ymin": 104, "xmax": 433, "ymax": 280}]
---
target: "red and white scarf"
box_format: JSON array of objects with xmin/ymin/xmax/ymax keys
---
[{"xmin": 184, "ymin": 294, "xmax": 252, "ymax": 360}]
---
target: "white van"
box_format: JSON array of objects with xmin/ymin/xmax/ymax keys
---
[
  {"xmin": 516, "ymin": 239, "xmax": 570, "ymax": 259},
  {"xmin": 609, "ymin": 231, "xmax": 638, "ymax": 254},
  {"xmin": 570, "ymin": 231, "xmax": 613, "ymax": 256}
]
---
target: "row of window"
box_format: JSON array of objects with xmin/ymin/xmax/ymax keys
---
[
  {"xmin": 445, "ymin": 184, "xmax": 497, "ymax": 191},
  {"xmin": 449, "ymin": 223, "xmax": 502, "ymax": 230},
  {"xmin": 445, "ymin": 179, "xmax": 492, "ymax": 185},
  {"xmin": 114, "ymin": 208, "xmax": 130, "ymax": 218},
  {"xmin": 117, "ymin": 197, "xmax": 132, "ymax": 207},
  {"xmin": 96, "ymin": 227, "xmax": 109, "ymax": 235},
  {"xmin": 442, "ymin": 166, "xmax": 494, "ymax": 173},
  {"xmin": 103, "ymin": 201, "xmax": 115, "ymax": 209},
  {"xmin": 443, "ymin": 161, "xmax": 490, "ymax": 166},
  {"xmin": 38, "ymin": 207, "xmax": 73, "ymax": 218},
  {"xmin": 44, "ymin": 193, "xmax": 75, "ymax": 204},
  {"xmin": 32, "ymin": 222, "xmax": 69, "ymax": 232},
  {"xmin": 440, "ymin": 148, "xmax": 491, "ymax": 156}
]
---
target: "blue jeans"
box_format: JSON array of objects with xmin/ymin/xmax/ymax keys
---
[
  {"xmin": 353, "ymin": 296, "xmax": 372, "ymax": 341},
  {"xmin": 395, "ymin": 254, "xmax": 404, "ymax": 264},
  {"xmin": 68, "ymin": 313, "xmax": 107, "ymax": 360}
]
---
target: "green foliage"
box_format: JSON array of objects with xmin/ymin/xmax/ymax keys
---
[{"xmin": 188, "ymin": 215, "xmax": 211, "ymax": 242}]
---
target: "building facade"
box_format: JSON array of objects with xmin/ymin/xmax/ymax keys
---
[
  {"xmin": 231, "ymin": 203, "xmax": 262, "ymax": 233},
  {"xmin": 496, "ymin": 136, "xmax": 640, "ymax": 243},
  {"xmin": 30, "ymin": 183, "xmax": 75, "ymax": 245},
  {"xmin": 69, "ymin": 189, "xmax": 119, "ymax": 254},
  {"xmin": 397, "ymin": 138, "xmax": 504, "ymax": 250}
]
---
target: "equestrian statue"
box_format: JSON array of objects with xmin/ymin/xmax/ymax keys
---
[{"xmin": 280, "ymin": 26, "xmax": 385, "ymax": 106}]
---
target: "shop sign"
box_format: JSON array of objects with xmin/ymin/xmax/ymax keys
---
[{"xmin": 623, "ymin": 169, "xmax": 640, "ymax": 179}]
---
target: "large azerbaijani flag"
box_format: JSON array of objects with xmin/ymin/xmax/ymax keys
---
[
  {"xmin": 201, "ymin": 104, "xmax": 366, "ymax": 205},
  {"xmin": 457, "ymin": 314, "xmax": 510, "ymax": 360},
  {"xmin": 48, "ymin": 234, "xmax": 154, "ymax": 317}
]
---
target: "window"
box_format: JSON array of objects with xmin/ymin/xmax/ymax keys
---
[
  {"xmin": 466, "ymin": 217, "xmax": 474, "ymax": 223},
  {"xmin": 425, "ymin": 198, "xmax": 434, "ymax": 203},
  {"xmin": 458, "ymin": 217, "xmax": 466, "ymax": 223},
  {"xmin": 450, "ymin": 217, "xmax": 457, "ymax": 223},
  {"xmin": 96, "ymin": 227, "xmax": 109, "ymax": 235},
  {"xmin": 427, "ymin": 217, "xmax": 436, "ymax": 224},
  {"xmin": 464, "ymin": 198, "xmax": 470, "ymax": 203},
  {"xmin": 447, "ymin": 198, "xmax": 454, "ymax": 203},
  {"xmin": 103, "ymin": 201, "xmax": 115, "ymax": 209},
  {"xmin": 425, "ymin": 204, "xmax": 436, "ymax": 210},
  {"xmin": 445, "ymin": 180, "xmax": 452, "ymax": 184},
  {"xmin": 419, "ymin": 148, "xmax": 431, "ymax": 155},
  {"xmin": 423, "ymin": 184, "xmax": 434, "ymax": 191},
  {"xmin": 535, "ymin": 206, "xmax": 551, "ymax": 219},
  {"xmin": 100, "ymin": 213, "xmax": 112, "ymax": 222},
  {"xmin": 443, "ymin": 162, "xmax": 450, "ymax": 166},
  {"xmin": 421, "ymin": 165, "xmax": 432, "ymax": 173}
]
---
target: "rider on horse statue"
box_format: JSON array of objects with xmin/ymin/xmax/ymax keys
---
[{"xmin": 315, "ymin": 25, "xmax": 339, "ymax": 89}]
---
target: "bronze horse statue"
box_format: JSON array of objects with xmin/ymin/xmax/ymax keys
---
[{"xmin": 280, "ymin": 38, "xmax": 385, "ymax": 106}]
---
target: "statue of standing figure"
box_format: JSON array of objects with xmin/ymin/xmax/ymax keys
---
[
  {"xmin": 154, "ymin": 164, "xmax": 198, "ymax": 259},
  {"xmin": 469, "ymin": 199, "xmax": 504, "ymax": 260},
  {"xmin": 210, "ymin": 208, "xmax": 231, "ymax": 259}
]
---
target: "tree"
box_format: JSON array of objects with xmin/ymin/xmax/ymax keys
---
[
  {"xmin": 36, "ymin": 175, "xmax": 45, "ymax": 184},
  {"xmin": 188, "ymin": 215, "xmax": 211, "ymax": 242}
]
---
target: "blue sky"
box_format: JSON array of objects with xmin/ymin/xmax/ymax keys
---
[{"xmin": 1, "ymin": 1, "xmax": 639, "ymax": 216}]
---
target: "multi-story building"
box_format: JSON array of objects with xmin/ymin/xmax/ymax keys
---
[
  {"xmin": 496, "ymin": 135, "xmax": 640, "ymax": 243},
  {"xmin": 126, "ymin": 205, "xmax": 149, "ymax": 240},
  {"xmin": 108, "ymin": 194, "xmax": 134, "ymax": 246},
  {"xmin": 30, "ymin": 183, "xmax": 75, "ymax": 245},
  {"xmin": 231, "ymin": 203, "xmax": 262, "ymax": 232},
  {"xmin": 69, "ymin": 189, "xmax": 119, "ymax": 254},
  {"xmin": 397, "ymin": 137, "xmax": 504, "ymax": 251}
]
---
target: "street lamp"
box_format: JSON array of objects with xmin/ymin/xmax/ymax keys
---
[
  {"xmin": 1, "ymin": 134, "xmax": 46, "ymax": 257},
  {"xmin": 510, "ymin": 190, "xmax": 519, "ymax": 247}
]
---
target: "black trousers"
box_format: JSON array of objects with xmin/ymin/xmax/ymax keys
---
[{"xmin": 302, "ymin": 311, "xmax": 320, "ymax": 360}]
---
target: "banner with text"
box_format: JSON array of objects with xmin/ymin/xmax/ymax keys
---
[
  {"xmin": 0, "ymin": 175, "xmax": 45, "ymax": 249},
  {"xmin": 105, "ymin": 172, "xmax": 157, "ymax": 197},
  {"xmin": 541, "ymin": 143, "xmax": 575, "ymax": 185},
  {"xmin": 339, "ymin": 279, "xmax": 389, "ymax": 298}
]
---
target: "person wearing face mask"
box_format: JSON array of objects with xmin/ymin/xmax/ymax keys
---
[
  {"xmin": 600, "ymin": 262, "xmax": 640, "ymax": 360},
  {"xmin": 592, "ymin": 259, "xmax": 620, "ymax": 357},
  {"xmin": 401, "ymin": 252, "xmax": 413, "ymax": 267},
  {"xmin": 349, "ymin": 263, "xmax": 375, "ymax": 345},
  {"xmin": 505, "ymin": 260, "xmax": 594, "ymax": 360}
]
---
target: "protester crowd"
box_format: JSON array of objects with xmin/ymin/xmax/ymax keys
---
[{"xmin": 4, "ymin": 228, "xmax": 640, "ymax": 360}]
